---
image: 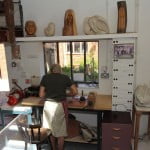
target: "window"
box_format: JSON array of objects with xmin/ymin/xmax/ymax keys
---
[
  {"xmin": 0, "ymin": 44, "xmax": 10, "ymax": 91},
  {"xmin": 43, "ymin": 41, "xmax": 99, "ymax": 87}
]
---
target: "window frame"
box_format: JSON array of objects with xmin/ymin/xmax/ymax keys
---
[{"xmin": 43, "ymin": 40, "xmax": 99, "ymax": 87}]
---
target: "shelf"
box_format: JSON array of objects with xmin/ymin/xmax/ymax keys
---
[
  {"xmin": 65, "ymin": 135, "xmax": 97, "ymax": 144},
  {"xmin": 16, "ymin": 33, "xmax": 138, "ymax": 42}
]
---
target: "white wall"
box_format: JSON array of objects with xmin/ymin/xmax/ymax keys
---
[
  {"xmin": 21, "ymin": 0, "xmax": 136, "ymax": 36},
  {"xmin": 17, "ymin": 40, "xmax": 113, "ymax": 95},
  {"xmin": 17, "ymin": 0, "xmax": 137, "ymax": 126},
  {"xmin": 136, "ymin": 0, "xmax": 150, "ymax": 85},
  {"xmin": 135, "ymin": 0, "xmax": 150, "ymax": 135},
  {"xmin": 4, "ymin": 0, "xmax": 150, "ymax": 129},
  {"xmin": 18, "ymin": 0, "xmax": 136, "ymax": 94}
]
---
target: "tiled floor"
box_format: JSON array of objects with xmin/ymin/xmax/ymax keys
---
[
  {"xmin": 41, "ymin": 142, "xmax": 97, "ymax": 150},
  {"xmin": 40, "ymin": 138, "xmax": 150, "ymax": 150},
  {"xmin": 64, "ymin": 142, "xmax": 97, "ymax": 150},
  {"xmin": 40, "ymin": 140, "xmax": 150, "ymax": 150},
  {"xmin": 1, "ymin": 116, "xmax": 150, "ymax": 150},
  {"xmin": 138, "ymin": 141, "xmax": 150, "ymax": 150},
  {"xmin": 134, "ymin": 135, "xmax": 150, "ymax": 150}
]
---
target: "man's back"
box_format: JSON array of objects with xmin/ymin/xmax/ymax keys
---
[{"xmin": 40, "ymin": 73, "xmax": 72, "ymax": 100}]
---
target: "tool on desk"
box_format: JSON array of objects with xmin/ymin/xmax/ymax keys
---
[
  {"xmin": 80, "ymin": 90, "xmax": 86, "ymax": 101},
  {"xmin": 87, "ymin": 92, "xmax": 96, "ymax": 106}
]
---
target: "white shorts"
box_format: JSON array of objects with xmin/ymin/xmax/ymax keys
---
[{"xmin": 42, "ymin": 100, "xmax": 67, "ymax": 137}]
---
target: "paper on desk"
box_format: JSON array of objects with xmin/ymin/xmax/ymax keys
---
[{"xmin": 13, "ymin": 106, "xmax": 32, "ymax": 112}]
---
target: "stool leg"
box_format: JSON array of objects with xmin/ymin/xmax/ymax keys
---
[
  {"xmin": 148, "ymin": 113, "xmax": 150, "ymax": 137},
  {"xmin": 1, "ymin": 112, "xmax": 5, "ymax": 127},
  {"xmin": 27, "ymin": 114, "xmax": 32, "ymax": 124},
  {"xmin": 134, "ymin": 111, "xmax": 141, "ymax": 150}
]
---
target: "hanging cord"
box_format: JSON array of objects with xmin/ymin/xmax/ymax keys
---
[{"xmin": 13, "ymin": 81, "xmax": 23, "ymax": 91}]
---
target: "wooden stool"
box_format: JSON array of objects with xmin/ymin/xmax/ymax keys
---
[{"xmin": 132, "ymin": 104, "xmax": 150, "ymax": 150}]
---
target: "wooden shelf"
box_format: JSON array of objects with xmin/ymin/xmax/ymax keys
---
[{"xmin": 16, "ymin": 33, "xmax": 138, "ymax": 42}]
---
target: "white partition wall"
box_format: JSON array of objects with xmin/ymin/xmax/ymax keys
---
[{"xmin": 112, "ymin": 38, "xmax": 136, "ymax": 111}]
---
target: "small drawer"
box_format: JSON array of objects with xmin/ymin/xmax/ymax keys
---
[
  {"xmin": 102, "ymin": 138, "xmax": 132, "ymax": 150},
  {"xmin": 102, "ymin": 123, "xmax": 132, "ymax": 139},
  {"xmin": 102, "ymin": 133, "xmax": 131, "ymax": 144},
  {"xmin": 102, "ymin": 111, "xmax": 132, "ymax": 150}
]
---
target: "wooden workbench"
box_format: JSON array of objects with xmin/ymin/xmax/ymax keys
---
[
  {"xmin": 21, "ymin": 95, "xmax": 112, "ymax": 111},
  {"xmin": 21, "ymin": 95, "xmax": 112, "ymax": 150}
]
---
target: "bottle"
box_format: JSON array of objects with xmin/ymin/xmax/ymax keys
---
[{"xmin": 80, "ymin": 90, "xmax": 86, "ymax": 101}]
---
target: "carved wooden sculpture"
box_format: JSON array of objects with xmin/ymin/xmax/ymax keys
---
[
  {"xmin": 44, "ymin": 22, "xmax": 55, "ymax": 36},
  {"xmin": 4, "ymin": 0, "xmax": 17, "ymax": 59},
  {"xmin": 63, "ymin": 9, "xmax": 77, "ymax": 36},
  {"xmin": 4, "ymin": 0, "xmax": 15, "ymax": 43},
  {"xmin": 83, "ymin": 15, "xmax": 109, "ymax": 35},
  {"xmin": 25, "ymin": 20, "xmax": 37, "ymax": 36},
  {"xmin": 117, "ymin": 1, "xmax": 127, "ymax": 33}
]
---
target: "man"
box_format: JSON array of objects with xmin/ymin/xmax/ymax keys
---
[{"xmin": 39, "ymin": 64, "xmax": 78, "ymax": 150}]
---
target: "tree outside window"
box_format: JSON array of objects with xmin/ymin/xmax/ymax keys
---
[{"xmin": 43, "ymin": 41, "xmax": 99, "ymax": 87}]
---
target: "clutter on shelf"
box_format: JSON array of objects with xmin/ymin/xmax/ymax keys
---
[
  {"xmin": 83, "ymin": 15, "xmax": 109, "ymax": 35},
  {"xmin": 62, "ymin": 9, "xmax": 78, "ymax": 36},
  {"xmin": 44, "ymin": 22, "xmax": 55, "ymax": 36}
]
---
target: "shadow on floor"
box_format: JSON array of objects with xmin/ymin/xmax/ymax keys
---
[{"xmin": 41, "ymin": 142, "xmax": 97, "ymax": 150}]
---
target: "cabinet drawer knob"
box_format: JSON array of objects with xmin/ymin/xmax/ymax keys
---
[
  {"xmin": 112, "ymin": 128, "xmax": 121, "ymax": 131},
  {"xmin": 128, "ymin": 83, "xmax": 132, "ymax": 85},
  {"xmin": 112, "ymin": 136, "xmax": 121, "ymax": 140}
]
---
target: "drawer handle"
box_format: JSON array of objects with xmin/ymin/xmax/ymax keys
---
[
  {"xmin": 112, "ymin": 136, "xmax": 121, "ymax": 140},
  {"xmin": 112, "ymin": 147, "xmax": 120, "ymax": 150},
  {"xmin": 112, "ymin": 128, "xmax": 121, "ymax": 131}
]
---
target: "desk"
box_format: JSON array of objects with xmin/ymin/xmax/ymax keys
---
[
  {"xmin": 21, "ymin": 95, "xmax": 112, "ymax": 110},
  {"xmin": 21, "ymin": 95, "xmax": 112, "ymax": 150},
  {"xmin": 0, "ymin": 103, "xmax": 32, "ymax": 127},
  {"xmin": 132, "ymin": 104, "xmax": 150, "ymax": 150}
]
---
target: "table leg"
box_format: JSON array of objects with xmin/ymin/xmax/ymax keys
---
[
  {"xmin": 0, "ymin": 110, "xmax": 5, "ymax": 127},
  {"xmin": 33, "ymin": 107, "xmax": 42, "ymax": 124},
  {"xmin": 134, "ymin": 111, "xmax": 141, "ymax": 150},
  {"xmin": 27, "ymin": 114, "xmax": 32, "ymax": 124},
  {"xmin": 97, "ymin": 111, "xmax": 102, "ymax": 150},
  {"xmin": 132, "ymin": 106, "xmax": 135, "ymax": 138}
]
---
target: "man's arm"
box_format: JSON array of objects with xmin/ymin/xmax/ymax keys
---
[{"xmin": 39, "ymin": 86, "xmax": 45, "ymax": 98}]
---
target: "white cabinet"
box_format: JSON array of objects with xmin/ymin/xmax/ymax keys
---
[{"xmin": 112, "ymin": 38, "xmax": 136, "ymax": 111}]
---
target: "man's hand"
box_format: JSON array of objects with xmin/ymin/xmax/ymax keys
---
[
  {"xmin": 67, "ymin": 84, "xmax": 78, "ymax": 96},
  {"xmin": 39, "ymin": 86, "xmax": 45, "ymax": 98}
]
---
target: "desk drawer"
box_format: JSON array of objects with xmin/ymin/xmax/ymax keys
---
[
  {"xmin": 102, "ymin": 135, "xmax": 131, "ymax": 149},
  {"xmin": 102, "ymin": 123, "xmax": 132, "ymax": 139},
  {"xmin": 102, "ymin": 125, "xmax": 132, "ymax": 150},
  {"xmin": 102, "ymin": 142, "xmax": 132, "ymax": 150},
  {"xmin": 102, "ymin": 111, "xmax": 132, "ymax": 150}
]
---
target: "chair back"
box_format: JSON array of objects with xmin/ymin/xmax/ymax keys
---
[
  {"xmin": 28, "ymin": 124, "xmax": 51, "ymax": 150},
  {"xmin": 29, "ymin": 124, "xmax": 43, "ymax": 144},
  {"xmin": 17, "ymin": 122, "xmax": 51, "ymax": 150},
  {"xmin": 17, "ymin": 121, "xmax": 30, "ymax": 150}
]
